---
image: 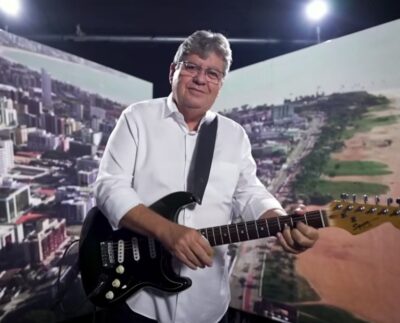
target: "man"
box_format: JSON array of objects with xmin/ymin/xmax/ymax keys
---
[{"xmin": 94, "ymin": 30, "xmax": 318, "ymax": 323}]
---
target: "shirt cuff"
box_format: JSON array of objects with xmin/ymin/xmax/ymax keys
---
[{"xmin": 247, "ymin": 197, "xmax": 284, "ymax": 220}]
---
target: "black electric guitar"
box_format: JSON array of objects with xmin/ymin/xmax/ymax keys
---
[{"xmin": 78, "ymin": 191, "xmax": 400, "ymax": 307}]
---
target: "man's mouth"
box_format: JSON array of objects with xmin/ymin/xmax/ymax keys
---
[{"xmin": 188, "ymin": 87, "xmax": 205, "ymax": 94}]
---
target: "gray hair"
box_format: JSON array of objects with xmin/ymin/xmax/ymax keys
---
[{"xmin": 173, "ymin": 30, "xmax": 232, "ymax": 75}]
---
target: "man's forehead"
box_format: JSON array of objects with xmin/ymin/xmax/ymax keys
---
[{"xmin": 184, "ymin": 52, "xmax": 225, "ymax": 66}]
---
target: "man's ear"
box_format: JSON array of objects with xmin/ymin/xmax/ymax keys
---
[{"xmin": 169, "ymin": 63, "xmax": 176, "ymax": 84}]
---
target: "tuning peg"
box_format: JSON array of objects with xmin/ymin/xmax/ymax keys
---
[
  {"xmin": 396, "ymin": 198, "xmax": 400, "ymax": 215},
  {"xmin": 352, "ymin": 194, "xmax": 357, "ymax": 203},
  {"xmin": 341, "ymin": 193, "xmax": 349, "ymax": 201},
  {"xmin": 387, "ymin": 197, "xmax": 393, "ymax": 206},
  {"xmin": 363, "ymin": 194, "xmax": 368, "ymax": 204},
  {"xmin": 375, "ymin": 196, "xmax": 380, "ymax": 205}
]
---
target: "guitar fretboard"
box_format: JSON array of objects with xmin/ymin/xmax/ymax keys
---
[{"xmin": 198, "ymin": 210, "xmax": 327, "ymax": 247}]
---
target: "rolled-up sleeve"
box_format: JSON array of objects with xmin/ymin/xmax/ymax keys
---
[
  {"xmin": 94, "ymin": 108, "xmax": 142, "ymax": 229},
  {"xmin": 232, "ymin": 129, "xmax": 283, "ymax": 221}
]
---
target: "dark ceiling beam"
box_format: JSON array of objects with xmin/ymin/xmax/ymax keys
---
[{"xmin": 27, "ymin": 34, "xmax": 317, "ymax": 45}]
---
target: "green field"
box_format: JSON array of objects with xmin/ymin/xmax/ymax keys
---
[
  {"xmin": 343, "ymin": 115, "xmax": 399, "ymax": 139},
  {"xmin": 324, "ymin": 160, "xmax": 392, "ymax": 177},
  {"xmin": 314, "ymin": 180, "xmax": 389, "ymax": 198},
  {"xmin": 297, "ymin": 304, "xmax": 368, "ymax": 323}
]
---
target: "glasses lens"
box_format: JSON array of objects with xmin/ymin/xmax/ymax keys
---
[{"xmin": 180, "ymin": 61, "xmax": 223, "ymax": 83}]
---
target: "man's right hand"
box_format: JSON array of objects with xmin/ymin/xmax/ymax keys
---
[
  {"xmin": 159, "ymin": 222, "xmax": 214, "ymax": 270},
  {"xmin": 120, "ymin": 204, "xmax": 214, "ymax": 270}
]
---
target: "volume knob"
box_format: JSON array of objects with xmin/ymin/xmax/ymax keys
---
[
  {"xmin": 112, "ymin": 279, "xmax": 121, "ymax": 288},
  {"xmin": 105, "ymin": 291, "xmax": 114, "ymax": 300}
]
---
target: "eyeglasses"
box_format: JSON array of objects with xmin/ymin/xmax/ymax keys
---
[{"xmin": 179, "ymin": 61, "xmax": 225, "ymax": 84}]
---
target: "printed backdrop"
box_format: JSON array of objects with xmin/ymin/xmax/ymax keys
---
[{"xmin": 0, "ymin": 20, "xmax": 399, "ymax": 323}]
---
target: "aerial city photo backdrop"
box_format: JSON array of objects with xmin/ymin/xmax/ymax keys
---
[
  {"xmin": 0, "ymin": 19, "xmax": 399, "ymax": 323},
  {"xmin": 218, "ymin": 19, "xmax": 400, "ymax": 323}
]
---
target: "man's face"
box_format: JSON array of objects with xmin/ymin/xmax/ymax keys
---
[{"xmin": 169, "ymin": 52, "xmax": 225, "ymax": 118}]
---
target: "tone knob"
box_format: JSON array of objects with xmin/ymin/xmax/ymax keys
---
[
  {"xmin": 105, "ymin": 291, "xmax": 114, "ymax": 300},
  {"xmin": 112, "ymin": 279, "xmax": 121, "ymax": 288},
  {"xmin": 116, "ymin": 265, "xmax": 125, "ymax": 274}
]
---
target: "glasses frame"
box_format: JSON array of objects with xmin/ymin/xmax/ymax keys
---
[{"xmin": 178, "ymin": 61, "xmax": 225, "ymax": 84}]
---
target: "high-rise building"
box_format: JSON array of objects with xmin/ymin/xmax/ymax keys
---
[
  {"xmin": 0, "ymin": 97, "xmax": 18, "ymax": 127},
  {"xmin": 27, "ymin": 98, "xmax": 43, "ymax": 116},
  {"xmin": 0, "ymin": 183, "xmax": 30, "ymax": 223},
  {"xmin": 71, "ymin": 104, "xmax": 84, "ymax": 121},
  {"xmin": 57, "ymin": 117, "xmax": 66, "ymax": 135},
  {"xmin": 27, "ymin": 129, "xmax": 60, "ymax": 151},
  {"xmin": 15, "ymin": 125, "xmax": 28, "ymax": 145},
  {"xmin": 0, "ymin": 139, "xmax": 14, "ymax": 175},
  {"xmin": 41, "ymin": 68, "xmax": 52, "ymax": 108},
  {"xmin": 23, "ymin": 218, "xmax": 67, "ymax": 264},
  {"xmin": 42, "ymin": 111, "xmax": 58, "ymax": 134},
  {"xmin": 77, "ymin": 169, "xmax": 98, "ymax": 186},
  {"xmin": 69, "ymin": 140, "xmax": 95, "ymax": 157}
]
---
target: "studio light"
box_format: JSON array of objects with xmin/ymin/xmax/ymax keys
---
[
  {"xmin": 305, "ymin": 0, "xmax": 329, "ymax": 43},
  {"xmin": 306, "ymin": 0, "xmax": 328, "ymax": 21},
  {"xmin": 0, "ymin": 0, "xmax": 21, "ymax": 17}
]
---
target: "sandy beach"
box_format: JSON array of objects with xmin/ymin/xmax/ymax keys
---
[{"xmin": 296, "ymin": 93, "xmax": 400, "ymax": 323}]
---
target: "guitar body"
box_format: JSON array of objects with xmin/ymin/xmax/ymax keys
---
[{"xmin": 79, "ymin": 191, "xmax": 197, "ymax": 307}]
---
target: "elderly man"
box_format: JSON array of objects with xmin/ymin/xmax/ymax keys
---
[{"xmin": 94, "ymin": 30, "xmax": 318, "ymax": 323}]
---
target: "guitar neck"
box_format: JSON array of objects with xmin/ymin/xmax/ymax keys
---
[
  {"xmin": 198, "ymin": 200, "xmax": 400, "ymax": 246},
  {"xmin": 198, "ymin": 210, "xmax": 328, "ymax": 247}
]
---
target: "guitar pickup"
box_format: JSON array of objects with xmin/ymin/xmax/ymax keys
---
[{"xmin": 100, "ymin": 241, "xmax": 115, "ymax": 268}]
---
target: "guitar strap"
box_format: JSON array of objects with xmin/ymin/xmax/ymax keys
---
[{"xmin": 187, "ymin": 115, "xmax": 218, "ymax": 205}]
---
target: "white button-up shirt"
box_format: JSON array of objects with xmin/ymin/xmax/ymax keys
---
[{"xmin": 94, "ymin": 94, "xmax": 283, "ymax": 323}]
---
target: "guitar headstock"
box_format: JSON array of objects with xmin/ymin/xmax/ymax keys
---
[{"xmin": 326, "ymin": 194, "xmax": 400, "ymax": 235}]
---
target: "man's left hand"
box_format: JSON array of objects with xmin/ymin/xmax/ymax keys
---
[
  {"xmin": 276, "ymin": 221, "xmax": 319, "ymax": 254},
  {"xmin": 261, "ymin": 207, "xmax": 319, "ymax": 254}
]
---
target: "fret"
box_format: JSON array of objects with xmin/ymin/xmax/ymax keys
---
[
  {"xmin": 206, "ymin": 228, "xmax": 215, "ymax": 246},
  {"xmin": 211, "ymin": 227, "xmax": 217, "ymax": 246},
  {"xmin": 291, "ymin": 214, "xmax": 303, "ymax": 228},
  {"xmin": 218, "ymin": 226, "xmax": 223, "ymax": 244},
  {"xmin": 277, "ymin": 217, "xmax": 282, "ymax": 231},
  {"xmin": 266, "ymin": 217, "xmax": 280, "ymax": 236},
  {"xmin": 199, "ymin": 229, "xmax": 208, "ymax": 240},
  {"xmin": 246, "ymin": 221, "xmax": 259, "ymax": 240},
  {"xmin": 244, "ymin": 222, "xmax": 250, "ymax": 240},
  {"xmin": 303, "ymin": 213, "xmax": 309, "ymax": 226},
  {"xmin": 319, "ymin": 210, "xmax": 326, "ymax": 227},
  {"xmin": 265, "ymin": 219, "xmax": 271, "ymax": 236},
  {"xmin": 279, "ymin": 217, "xmax": 292, "ymax": 230},
  {"xmin": 214, "ymin": 227, "xmax": 223, "ymax": 246},
  {"xmin": 255, "ymin": 220, "xmax": 260, "ymax": 239},
  {"xmin": 256, "ymin": 219, "xmax": 270, "ymax": 238},
  {"xmin": 230, "ymin": 224, "xmax": 240, "ymax": 243},
  {"xmin": 220, "ymin": 225, "xmax": 231, "ymax": 244},
  {"xmin": 236, "ymin": 223, "xmax": 248, "ymax": 242},
  {"xmin": 226, "ymin": 225, "xmax": 232, "ymax": 243}
]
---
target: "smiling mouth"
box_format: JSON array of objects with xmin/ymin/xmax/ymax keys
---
[{"xmin": 188, "ymin": 87, "xmax": 205, "ymax": 94}]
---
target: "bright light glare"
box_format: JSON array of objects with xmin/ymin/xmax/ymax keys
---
[
  {"xmin": 0, "ymin": 0, "xmax": 21, "ymax": 17},
  {"xmin": 306, "ymin": 0, "xmax": 328, "ymax": 21}
]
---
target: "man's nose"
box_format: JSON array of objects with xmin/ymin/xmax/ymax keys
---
[{"xmin": 193, "ymin": 69, "xmax": 207, "ymax": 84}]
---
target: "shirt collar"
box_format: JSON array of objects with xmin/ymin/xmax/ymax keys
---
[{"xmin": 165, "ymin": 93, "xmax": 217, "ymax": 130}]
